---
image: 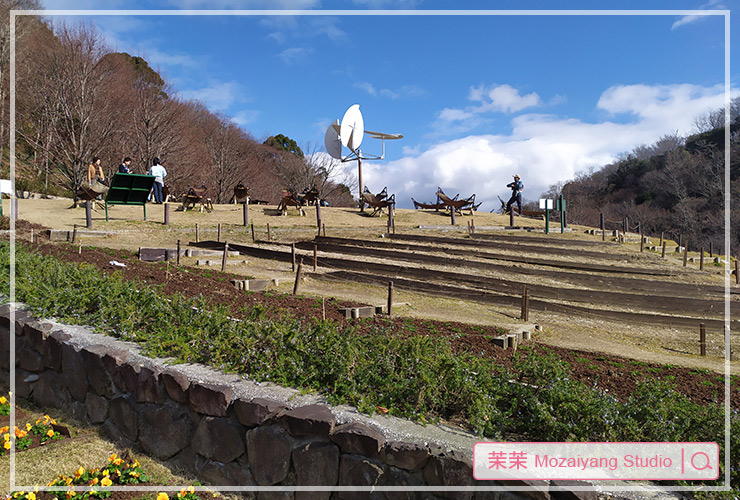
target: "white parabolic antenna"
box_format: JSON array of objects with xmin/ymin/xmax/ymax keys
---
[
  {"xmin": 340, "ymin": 104, "xmax": 364, "ymax": 152},
  {"xmin": 324, "ymin": 119, "xmax": 342, "ymax": 160}
]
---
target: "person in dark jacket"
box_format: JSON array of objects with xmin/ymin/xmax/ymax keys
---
[{"xmin": 506, "ymin": 174, "xmax": 524, "ymax": 215}]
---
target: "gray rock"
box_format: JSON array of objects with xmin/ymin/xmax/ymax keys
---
[
  {"xmin": 234, "ymin": 397, "xmax": 287, "ymax": 427},
  {"xmin": 189, "ymin": 381, "xmax": 233, "ymax": 417},
  {"xmin": 24, "ymin": 321, "xmax": 53, "ymax": 352},
  {"xmin": 118, "ymin": 361, "xmax": 142, "ymax": 394},
  {"xmin": 380, "ymin": 441, "xmax": 429, "ymax": 472},
  {"xmin": 496, "ymin": 480, "xmax": 550, "ymax": 500},
  {"xmin": 246, "ymin": 425, "xmax": 295, "ymax": 486},
  {"xmin": 423, "ymin": 446, "xmax": 474, "ymax": 500},
  {"xmin": 282, "ymin": 404, "xmax": 335, "ymax": 437},
  {"xmin": 292, "ymin": 441, "xmax": 340, "ymax": 497},
  {"xmin": 34, "ymin": 369, "xmax": 71, "ymax": 411},
  {"xmin": 84, "ymin": 392, "xmax": 109, "ymax": 424},
  {"xmin": 80, "ymin": 344, "xmax": 117, "ymax": 397},
  {"xmin": 550, "ymin": 480, "xmax": 597, "ymax": 500},
  {"xmin": 162, "ymin": 369, "xmax": 190, "ymax": 403},
  {"xmin": 101, "ymin": 348, "xmax": 130, "ymax": 392},
  {"xmin": 258, "ymin": 492, "xmax": 293, "ymax": 500},
  {"xmin": 18, "ymin": 342, "xmax": 45, "ymax": 372},
  {"xmin": 331, "ymin": 422, "xmax": 386, "ymax": 459},
  {"xmin": 337, "ymin": 454, "xmax": 385, "ymax": 499},
  {"xmin": 61, "ymin": 342, "xmax": 89, "ymax": 402},
  {"xmin": 109, "ymin": 394, "xmax": 139, "ymax": 441},
  {"xmin": 14, "ymin": 369, "xmax": 34, "ymax": 398},
  {"xmin": 43, "ymin": 330, "xmax": 71, "ymax": 371},
  {"xmin": 135, "ymin": 365, "xmax": 167, "ymax": 404},
  {"xmin": 139, "ymin": 401, "xmax": 192, "ymax": 459},
  {"xmin": 191, "ymin": 416, "xmax": 246, "ymax": 463},
  {"xmin": 198, "ymin": 459, "xmax": 238, "ymax": 486}
]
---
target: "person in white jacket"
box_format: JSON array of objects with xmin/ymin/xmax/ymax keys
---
[{"xmin": 148, "ymin": 157, "xmax": 167, "ymax": 203}]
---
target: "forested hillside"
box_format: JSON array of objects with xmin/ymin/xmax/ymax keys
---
[
  {"xmin": 548, "ymin": 104, "xmax": 739, "ymax": 256},
  {"xmin": 0, "ymin": 4, "xmax": 355, "ymax": 206}
]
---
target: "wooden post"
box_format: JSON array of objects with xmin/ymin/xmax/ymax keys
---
[
  {"xmin": 221, "ymin": 241, "xmax": 229, "ymax": 272},
  {"xmin": 662, "ymin": 241, "xmax": 666, "ymax": 259},
  {"xmin": 313, "ymin": 244, "xmax": 317, "ymax": 272},
  {"xmin": 450, "ymin": 207, "xmax": 456, "ymax": 226},
  {"xmin": 316, "ymin": 202, "xmax": 322, "ymax": 231},
  {"xmin": 623, "ymin": 217, "xmax": 627, "ymax": 234},
  {"xmin": 467, "ymin": 220, "xmax": 471, "ymax": 235},
  {"xmin": 85, "ymin": 201, "xmax": 92, "ymax": 228},
  {"xmin": 659, "ymin": 232, "xmax": 664, "ymax": 247},
  {"xmin": 251, "ymin": 222, "xmax": 255, "ymax": 243},
  {"xmin": 521, "ymin": 285, "xmax": 529, "ymax": 321},
  {"xmin": 322, "ymin": 223, "xmax": 326, "ymax": 237},
  {"xmin": 471, "ymin": 218, "xmax": 475, "ymax": 235},
  {"xmin": 735, "ymin": 259, "xmax": 739, "ymax": 285},
  {"xmin": 243, "ymin": 200, "xmax": 249, "ymax": 227},
  {"xmin": 217, "ymin": 223, "xmax": 222, "ymax": 242},
  {"xmin": 164, "ymin": 202, "xmax": 170, "ymax": 225},
  {"xmin": 387, "ymin": 281, "xmax": 394, "ymax": 316},
  {"xmin": 700, "ymin": 323, "xmax": 706, "ymax": 356},
  {"xmin": 700, "ymin": 247, "xmax": 704, "ymax": 271},
  {"xmin": 177, "ymin": 240, "xmax": 181, "ymax": 265},
  {"xmin": 267, "ymin": 223, "xmax": 271, "ymax": 241},
  {"xmin": 389, "ymin": 205, "xmax": 394, "ymax": 234},
  {"xmin": 195, "ymin": 223, "xmax": 199, "ymax": 243},
  {"xmin": 640, "ymin": 231, "xmax": 644, "ymax": 252},
  {"xmin": 509, "ymin": 209, "xmax": 514, "ymax": 227},
  {"xmin": 291, "ymin": 243, "xmax": 296, "ymax": 272},
  {"xmin": 709, "ymin": 241, "xmax": 713, "ymax": 258},
  {"xmin": 679, "ymin": 234, "xmax": 683, "ymax": 249},
  {"xmin": 292, "ymin": 258, "xmax": 303, "ymax": 295},
  {"xmin": 72, "ymin": 224, "xmax": 77, "ymax": 244},
  {"xmin": 683, "ymin": 244, "xmax": 688, "ymax": 267},
  {"xmin": 599, "ymin": 213, "xmax": 604, "ymax": 232}
]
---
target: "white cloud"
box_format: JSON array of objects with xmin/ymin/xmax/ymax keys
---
[
  {"xmin": 470, "ymin": 84, "xmax": 541, "ymax": 113},
  {"xmin": 354, "ymin": 82, "xmax": 425, "ymax": 100},
  {"xmin": 232, "ymin": 109, "xmax": 260, "ymax": 127},
  {"xmin": 671, "ymin": 0, "xmax": 726, "ymax": 30},
  {"xmin": 355, "ymin": 82, "xmax": 378, "ymax": 97},
  {"xmin": 363, "ymin": 83, "xmax": 731, "ymax": 212},
  {"xmin": 438, "ymin": 108, "xmax": 474, "ymax": 122},
  {"xmin": 178, "ymin": 81, "xmax": 244, "ymax": 111},
  {"xmin": 279, "ymin": 46, "xmax": 311, "ymax": 65}
]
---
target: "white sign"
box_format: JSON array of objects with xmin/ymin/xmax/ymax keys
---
[
  {"xmin": 538, "ymin": 198, "xmax": 553, "ymax": 210},
  {"xmin": 0, "ymin": 179, "xmax": 12, "ymax": 195},
  {"xmin": 474, "ymin": 442, "xmax": 719, "ymax": 481}
]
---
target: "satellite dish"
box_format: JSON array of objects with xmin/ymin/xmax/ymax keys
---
[
  {"xmin": 324, "ymin": 119, "xmax": 342, "ymax": 159},
  {"xmin": 340, "ymin": 104, "xmax": 364, "ymax": 152}
]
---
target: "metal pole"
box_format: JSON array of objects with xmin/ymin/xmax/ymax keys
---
[
  {"xmin": 358, "ymin": 157, "xmax": 364, "ymax": 212},
  {"xmin": 545, "ymin": 208, "xmax": 550, "ymax": 234}
]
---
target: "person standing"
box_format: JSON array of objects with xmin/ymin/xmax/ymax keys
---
[
  {"xmin": 148, "ymin": 157, "xmax": 167, "ymax": 203},
  {"xmin": 118, "ymin": 157, "xmax": 133, "ymax": 174},
  {"xmin": 87, "ymin": 157, "xmax": 105, "ymax": 187},
  {"xmin": 506, "ymin": 174, "xmax": 524, "ymax": 215}
]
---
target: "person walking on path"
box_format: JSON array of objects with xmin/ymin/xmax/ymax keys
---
[
  {"xmin": 506, "ymin": 174, "xmax": 524, "ymax": 215},
  {"xmin": 148, "ymin": 157, "xmax": 167, "ymax": 203},
  {"xmin": 118, "ymin": 157, "xmax": 133, "ymax": 174}
]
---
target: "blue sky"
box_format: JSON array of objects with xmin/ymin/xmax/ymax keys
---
[{"xmin": 35, "ymin": 0, "xmax": 737, "ymax": 210}]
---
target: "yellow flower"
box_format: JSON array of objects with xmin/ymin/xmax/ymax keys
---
[
  {"xmin": 0, "ymin": 426, "xmax": 8, "ymax": 434},
  {"xmin": 108, "ymin": 453, "xmax": 117, "ymax": 462},
  {"xmin": 0, "ymin": 396, "xmax": 6, "ymax": 404},
  {"xmin": 3, "ymin": 441, "xmax": 11, "ymax": 450},
  {"xmin": 113, "ymin": 458, "xmax": 123, "ymax": 466},
  {"xmin": 133, "ymin": 460, "xmax": 140, "ymax": 468},
  {"xmin": 46, "ymin": 430, "xmax": 54, "ymax": 438},
  {"xmin": 4, "ymin": 433, "xmax": 10, "ymax": 441},
  {"xmin": 27, "ymin": 493, "xmax": 35, "ymax": 500},
  {"xmin": 16, "ymin": 430, "xmax": 27, "ymax": 438},
  {"xmin": 75, "ymin": 467, "xmax": 85, "ymax": 479},
  {"xmin": 157, "ymin": 493, "xmax": 169, "ymax": 500},
  {"xmin": 130, "ymin": 471, "xmax": 139, "ymax": 478},
  {"xmin": 25, "ymin": 423, "xmax": 31, "ymax": 431},
  {"xmin": 102, "ymin": 470, "xmax": 110, "ymax": 477},
  {"xmin": 89, "ymin": 478, "xmax": 99, "ymax": 486},
  {"xmin": 187, "ymin": 487, "xmax": 194, "ymax": 494},
  {"xmin": 65, "ymin": 490, "xmax": 76, "ymax": 499},
  {"xmin": 100, "ymin": 477, "xmax": 112, "ymax": 488}
]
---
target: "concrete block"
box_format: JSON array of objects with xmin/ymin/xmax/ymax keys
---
[{"xmin": 489, "ymin": 336, "xmax": 507, "ymax": 349}]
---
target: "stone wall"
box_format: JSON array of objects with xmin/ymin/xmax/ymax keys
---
[{"xmin": 0, "ymin": 304, "xmax": 617, "ymax": 500}]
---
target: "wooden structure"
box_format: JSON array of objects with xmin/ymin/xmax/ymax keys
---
[
  {"xmin": 497, "ymin": 196, "xmax": 546, "ymax": 219},
  {"xmin": 436, "ymin": 187, "xmax": 477, "ymax": 215},
  {"xmin": 103, "ymin": 173, "xmax": 155, "ymax": 221},
  {"xmin": 299, "ymin": 186, "xmax": 321, "ymax": 206},
  {"xmin": 277, "ymin": 189, "xmax": 306, "ymax": 216},
  {"xmin": 73, "ymin": 179, "xmax": 109, "ymax": 209},
  {"xmin": 411, "ymin": 197, "xmax": 445, "ymax": 210},
  {"xmin": 232, "ymin": 182, "xmax": 249, "ymax": 204},
  {"xmin": 180, "ymin": 185, "xmax": 213, "ymax": 213},
  {"xmin": 361, "ymin": 187, "xmax": 395, "ymax": 216}
]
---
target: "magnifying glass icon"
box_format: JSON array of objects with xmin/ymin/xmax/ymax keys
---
[{"xmin": 691, "ymin": 452, "xmax": 713, "ymax": 470}]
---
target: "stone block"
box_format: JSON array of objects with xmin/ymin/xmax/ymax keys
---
[
  {"xmin": 118, "ymin": 361, "xmax": 142, "ymax": 394},
  {"xmin": 15, "ymin": 369, "xmax": 34, "ymax": 398},
  {"xmin": 162, "ymin": 369, "xmax": 191, "ymax": 403},
  {"xmin": 139, "ymin": 401, "xmax": 192, "ymax": 459},
  {"xmin": 292, "ymin": 441, "xmax": 340, "ymax": 494},
  {"xmin": 380, "ymin": 441, "xmax": 429, "ymax": 471},
  {"xmin": 198, "ymin": 459, "xmax": 237, "ymax": 486},
  {"xmin": 189, "ymin": 381, "xmax": 233, "ymax": 417},
  {"xmin": 191, "ymin": 416, "xmax": 246, "ymax": 463},
  {"xmin": 80, "ymin": 344, "xmax": 117, "ymax": 397},
  {"xmin": 331, "ymin": 422, "xmax": 385, "ymax": 458},
  {"xmin": 246, "ymin": 425, "xmax": 295, "ymax": 486},
  {"xmin": 550, "ymin": 480, "xmax": 597, "ymax": 500},
  {"xmin": 234, "ymin": 397, "xmax": 287, "ymax": 427},
  {"xmin": 43, "ymin": 331, "xmax": 71, "ymax": 371},
  {"xmin": 282, "ymin": 404, "xmax": 335, "ymax": 437},
  {"xmin": 489, "ymin": 336, "xmax": 507, "ymax": 349},
  {"xmin": 496, "ymin": 480, "xmax": 550, "ymax": 500},
  {"xmin": 101, "ymin": 348, "xmax": 130, "ymax": 391},
  {"xmin": 337, "ymin": 454, "xmax": 384, "ymax": 498},
  {"xmin": 84, "ymin": 392, "xmax": 109, "ymax": 424},
  {"xmin": 109, "ymin": 394, "xmax": 139, "ymax": 442},
  {"xmin": 24, "ymin": 321, "xmax": 53, "ymax": 352},
  {"xmin": 423, "ymin": 445, "xmax": 474, "ymax": 500},
  {"xmin": 61, "ymin": 342, "xmax": 89, "ymax": 402},
  {"xmin": 18, "ymin": 343, "xmax": 44, "ymax": 372},
  {"xmin": 139, "ymin": 247, "xmax": 179, "ymax": 262},
  {"xmin": 34, "ymin": 369, "xmax": 71, "ymax": 411},
  {"xmin": 135, "ymin": 365, "xmax": 167, "ymax": 403}
]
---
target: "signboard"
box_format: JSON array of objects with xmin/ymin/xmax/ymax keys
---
[
  {"xmin": 539, "ymin": 198, "xmax": 553, "ymax": 210},
  {"xmin": 105, "ymin": 173, "xmax": 156, "ymax": 221}
]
